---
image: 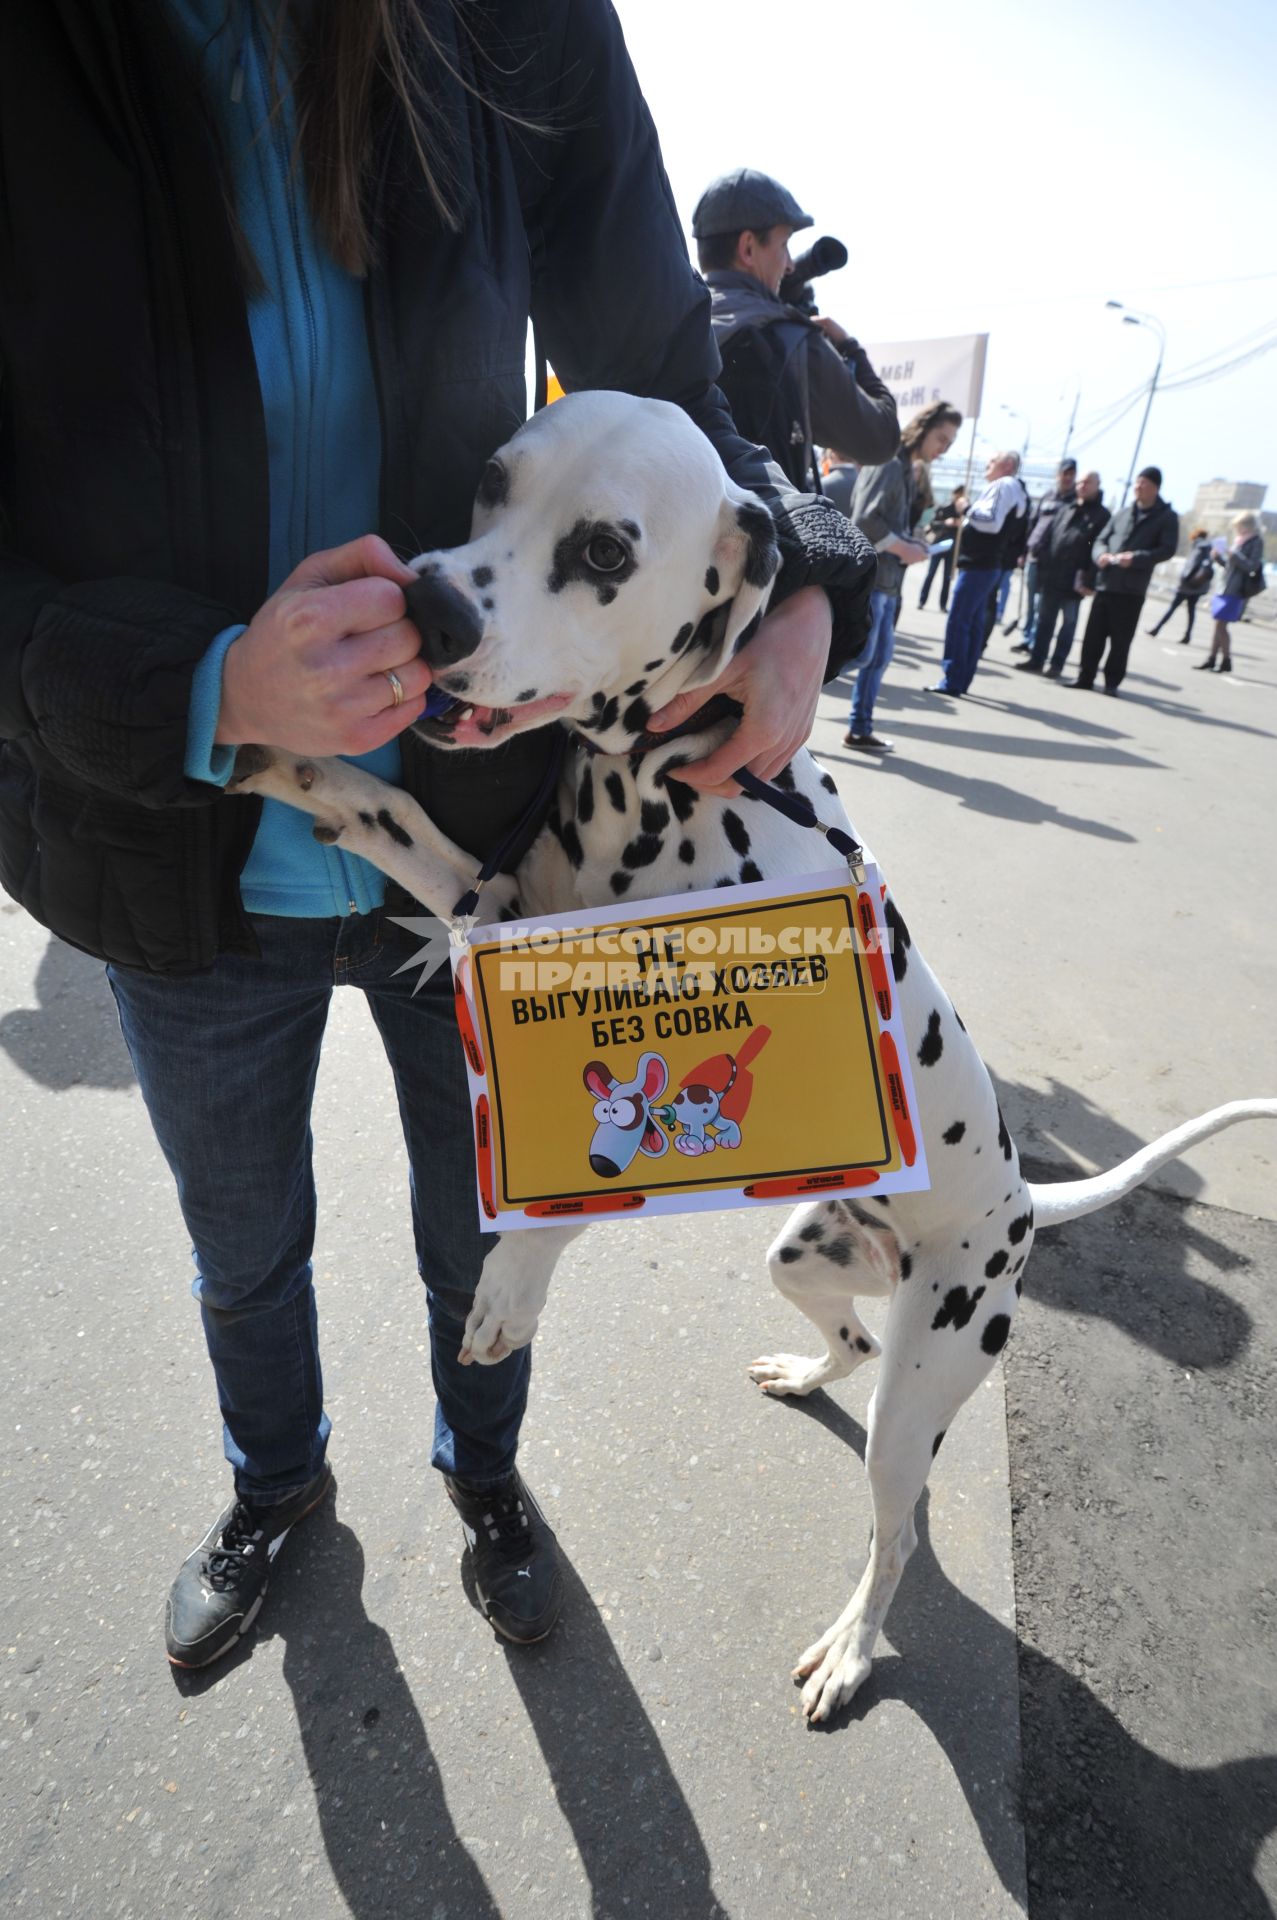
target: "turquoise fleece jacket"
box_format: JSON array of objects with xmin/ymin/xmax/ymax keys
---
[{"xmin": 174, "ymin": 0, "xmax": 403, "ymax": 917}]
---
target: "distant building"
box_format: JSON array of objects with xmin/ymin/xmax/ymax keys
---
[{"xmin": 1186, "ymin": 478, "xmax": 1276, "ymax": 561}]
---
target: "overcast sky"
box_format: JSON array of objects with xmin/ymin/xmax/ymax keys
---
[{"xmin": 614, "ymin": 0, "xmax": 1276, "ymax": 512}]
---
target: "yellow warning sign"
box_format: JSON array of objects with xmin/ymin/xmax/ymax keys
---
[{"xmin": 451, "ymin": 867, "xmax": 930, "ymax": 1229}]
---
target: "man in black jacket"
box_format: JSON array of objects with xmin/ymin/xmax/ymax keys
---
[
  {"xmin": 0, "ymin": 0, "xmax": 875, "ymax": 1666},
  {"xmin": 1073, "ymin": 467, "xmax": 1179, "ymax": 694},
  {"xmin": 1016, "ymin": 471, "xmax": 1111, "ymax": 675},
  {"xmin": 692, "ymin": 169, "xmax": 899, "ymax": 492}
]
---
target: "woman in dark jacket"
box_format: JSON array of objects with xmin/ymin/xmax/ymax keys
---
[
  {"xmin": 918, "ymin": 487, "xmax": 966, "ymax": 611},
  {"xmin": 1196, "ymin": 514, "xmax": 1266, "ymax": 672},
  {"xmin": 1147, "ymin": 527, "xmax": 1215, "ymax": 644},
  {"xmin": 0, "ymin": 0, "xmax": 872, "ymax": 1668}
]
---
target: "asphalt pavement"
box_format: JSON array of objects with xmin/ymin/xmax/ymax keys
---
[{"xmin": 2, "ymin": 578, "xmax": 1274, "ymax": 1917}]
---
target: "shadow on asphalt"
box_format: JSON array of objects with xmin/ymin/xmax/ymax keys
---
[
  {"xmin": 774, "ymin": 1385, "xmax": 1277, "ymax": 1920},
  {"xmin": 0, "ymin": 934, "xmax": 135, "ymax": 1092},
  {"xmin": 824, "ymin": 745, "xmax": 1139, "ymax": 843},
  {"xmin": 173, "ymin": 1490, "xmax": 726, "ymax": 1918}
]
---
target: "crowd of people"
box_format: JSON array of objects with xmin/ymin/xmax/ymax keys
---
[{"xmin": 690, "ymin": 167, "xmax": 1268, "ymax": 748}]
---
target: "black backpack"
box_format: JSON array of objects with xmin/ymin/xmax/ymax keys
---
[
  {"xmin": 716, "ymin": 319, "xmax": 816, "ymax": 493},
  {"xmin": 1181, "ymin": 544, "xmax": 1213, "ymax": 594}
]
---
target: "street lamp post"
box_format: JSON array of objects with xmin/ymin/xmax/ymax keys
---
[
  {"xmin": 1106, "ymin": 300, "xmax": 1166, "ymax": 509},
  {"xmin": 1000, "ymin": 403, "xmax": 1031, "ymax": 465}
]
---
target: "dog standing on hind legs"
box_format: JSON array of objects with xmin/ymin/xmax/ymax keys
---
[{"xmin": 228, "ymin": 390, "xmax": 1277, "ymax": 1722}]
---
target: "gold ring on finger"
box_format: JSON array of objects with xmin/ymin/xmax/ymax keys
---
[{"xmin": 384, "ymin": 668, "xmax": 405, "ymax": 709}]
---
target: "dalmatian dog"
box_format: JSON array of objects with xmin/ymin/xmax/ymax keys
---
[
  {"xmin": 584, "ymin": 1053, "xmax": 670, "ymax": 1177},
  {"xmin": 665, "ymin": 1072, "xmax": 741, "ymax": 1155},
  {"xmin": 231, "ymin": 391, "xmax": 1277, "ymax": 1722}
]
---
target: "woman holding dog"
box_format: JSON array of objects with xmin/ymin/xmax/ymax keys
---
[{"xmin": 0, "ymin": 1, "xmax": 874, "ymax": 1665}]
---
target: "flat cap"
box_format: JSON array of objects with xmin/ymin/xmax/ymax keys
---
[{"xmin": 691, "ymin": 168, "xmax": 814, "ymax": 240}]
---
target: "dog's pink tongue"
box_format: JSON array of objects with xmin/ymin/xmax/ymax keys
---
[{"xmin": 451, "ymin": 692, "xmax": 571, "ymax": 744}]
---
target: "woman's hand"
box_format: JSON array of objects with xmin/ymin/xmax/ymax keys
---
[
  {"xmin": 644, "ymin": 585, "xmax": 832, "ymax": 795},
  {"xmin": 217, "ymin": 535, "xmax": 431, "ymax": 756}
]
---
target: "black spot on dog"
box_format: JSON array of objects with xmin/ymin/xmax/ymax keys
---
[
  {"xmin": 705, "ymin": 565, "xmax": 720, "ymax": 595},
  {"xmin": 918, "ymin": 1010, "xmax": 943, "ymax": 1068},
  {"xmin": 358, "ymin": 810, "xmax": 375, "ymax": 829},
  {"xmin": 559, "ymin": 820, "xmax": 584, "ymax": 869},
  {"xmin": 981, "ymin": 1314, "xmax": 1011, "ymax": 1356},
  {"xmin": 610, "ymin": 870, "xmax": 633, "ymax": 896},
  {"xmin": 476, "ymin": 460, "xmax": 508, "ymax": 509},
  {"xmin": 997, "ymin": 1105, "xmax": 1012, "ymax": 1161},
  {"xmin": 856, "ymin": 1336, "xmax": 872, "ymax": 1353},
  {"xmin": 604, "ymin": 772, "xmax": 627, "ymax": 813},
  {"xmin": 619, "ymin": 520, "xmax": 641, "ymax": 542},
  {"xmin": 690, "ymin": 601, "xmax": 731, "ymax": 656},
  {"xmin": 471, "ymin": 564, "xmax": 493, "ymax": 588},
  {"xmin": 581, "ymin": 693, "xmax": 620, "ymax": 735},
  {"xmin": 839, "ymin": 1324, "xmax": 849, "ymax": 1340},
  {"xmin": 482, "ymin": 597, "xmax": 494, "ymax": 611},
  {"xmin": 678, "ymin": 839, "xmax": 695, "ymax": 864},
  {"xmin": 884, "ymin": 897, "xmax": 911, "ymax": 983},
  {"xmin": 900, "ymin": 1252, "xmax": 913, "ymax": 1280},
  {"xmin": 641, "ymin": 800, "xmax": 670, "ymax": 835},
  {"xmin": 735, "ymin": 500, "xmax": 780, "ymax": 586},
  {"xmin": 1007, "ymin": 1210, "xmax": 1033, "ymax": 1245},
  {"xmin": 598, "ymin": 584, "xmax": 617, "ymax": 607},
  {"xmin": 313, "ymin": 823, "xmax": 342, "ymax": 844},
  {"xmin": 820, "ymin": 772, "xmax": 838, "ymax": 794},
  {"xmin": 713, "ymin": 875, "xmax": 735, "ymax": 888},
  {"xmin": 777, "ymin": 1245, "xmax": 802, "ymax": 1265},
  {"xmin": 816, "ymin": 1236, "xmax": 854, "ymax": 1267},
  {"xmin": 515, "ymin": 687, "xmax": 537, "ymax": 704},
  {"xmin": 932, "ymin": 1431, "xmax": 946, "ymax": 1458},
  {"xmin": 671, "ymin": 622, "xmax": 695, "ymax": 654},
  {"xmin": 623, "ymin": 697, "xmax": 651, "ymax": 735},
  {"xmin": 799, "ymin": 1222, "xmax": 824, "ymax": 1242},
  {"xmin": 874, "ymin": 1195, "xmax": 891, "ymax": 1207},
  {"xmin": 985, "ymin": 1249, "xmax": 1009, "ymax": 1279},
  {"xmin": 665, "ymin": 779, "xmax": 698, "ymax": 825},
  {"xmin": 622, "ymin": 832, "xmax": 663, "ymax": 871},
  {"xmin": 771, "ymin": 762, "xmax": 796, "ymax": 792},
  {"xmin": 943, "ymin": 1120, "xmax": 967, "ymax": 1145},
  {"xmin": 932, "ymin": 1284, "xmax": 985, "ymax": 1332},
  {"xmin": 723, "ymin": 810, "xmax": 751, "ymax": 857},
  {"xmin": 376, "ymin": 808, "xmax": 413, "ymax": 848},
  {"xmin": 577, "ymin": 765, "xmax": 595, "ymax": 823},
  {"xmin": 740, "ymin": 862, "xmax": 763, "ymax": 883},
  {"xmin": 625, "ymin": 679, "xmax": 647, "ymax": 697},
  {"xmin": 1015, "ymin": 1275, "xmax": 1023, "ymax": 1297},
  {"xmin": 644, "ymin": 657, "xmax": 664, "ymax": 673}
]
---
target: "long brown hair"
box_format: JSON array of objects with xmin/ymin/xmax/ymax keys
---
[
  {"xmin": 900, "ymin": 400, "xmax": 963, "ymax": 459},
  {"xmin": 260, "ymin": 1, "xmax": 548, "ymax": 275}
]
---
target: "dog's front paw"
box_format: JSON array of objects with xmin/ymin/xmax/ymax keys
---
[
  {"xmin": 459, "ymin": 1294, "xmax": 538, "ymax": 1367},
  {"xmin": 675, "ymin": 1136, "xmax": 704, "ymax": 1156}
]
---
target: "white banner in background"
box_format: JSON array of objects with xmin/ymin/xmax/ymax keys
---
[{"xmin": 862, "ymin": 334, "xmax": 988, "ymax": 422}]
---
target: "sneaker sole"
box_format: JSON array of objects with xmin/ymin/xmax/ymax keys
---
[{"xmin": 165, "ymin": 1470, "xmax": 333, "ymax": 1669}]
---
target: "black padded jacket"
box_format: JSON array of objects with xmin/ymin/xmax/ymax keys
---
[{"xmin": 0, "ymin": 0, "xmax": 874, "ymax": 974}]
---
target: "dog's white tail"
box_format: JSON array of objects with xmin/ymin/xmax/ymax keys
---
[{"xmin": 1028, "ymin": 1099, "xmax": 1277, "ymax": 1228}]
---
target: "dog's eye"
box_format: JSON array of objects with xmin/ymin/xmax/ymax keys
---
[{"xmin": 584, "ymin": 533, "xmax": 628, "ymax": 574}]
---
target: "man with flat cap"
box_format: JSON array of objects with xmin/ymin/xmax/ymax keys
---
[{"xmin": 692, "ymin": 168, "xmax": 898, "ymax": 492}]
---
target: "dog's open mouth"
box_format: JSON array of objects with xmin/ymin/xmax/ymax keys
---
[{"xmin": 415, "ymin": 688, "xmax": 573, "ymax": 749}]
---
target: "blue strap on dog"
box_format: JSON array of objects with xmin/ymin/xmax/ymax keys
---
[{"xmin": 733, "ymin": 767, "xmax": 865, "ymax": 876}]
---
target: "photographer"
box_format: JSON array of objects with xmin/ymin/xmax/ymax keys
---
[{"xmin": 692, "ymin": 169, "xmax": 899, "ymax": 491}]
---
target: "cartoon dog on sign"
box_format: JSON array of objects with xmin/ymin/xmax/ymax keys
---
[
  {"xmin": 583, "ymin": 1053, "xmax": 670, "ymax": 1178},
  {"xmin": 654, "ymin": 1025, "xmax": 771, "ymax": 1156}
]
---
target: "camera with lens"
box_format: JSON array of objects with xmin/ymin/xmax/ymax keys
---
[{"xmin": 778, "ymin": 235, "xmax": 848, "ymax": 317}]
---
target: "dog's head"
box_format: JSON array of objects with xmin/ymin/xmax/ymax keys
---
[
  {"xmin": 582, "ymin": 1052, "xmax": 669, "ymax": 1177},
  {"xmin": 405, "ymin": 391, "xmax": 780, "ymax": 754}
]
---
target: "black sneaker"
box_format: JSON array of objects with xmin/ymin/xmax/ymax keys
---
[
  {"xmin": 843, "ymin": 731, "xmax": 895, "ymax": 753},
  {"xmin": 165, "ymin": 1464, "xmax": 333, "ymax": 1668},
  {"xmin": 1014, "ymin": 658, "xmax": 1043, "ymax": 673},
  {"xmin": 444, "ymin": 1470, "xmax": 563, "ymax": 1644}
]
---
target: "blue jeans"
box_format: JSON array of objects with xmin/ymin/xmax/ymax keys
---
[
  {"xmin": 848, "ymin": 590, "xmax": 899, "ymax": 735},
  {"xmin": 938, "ymin": 567, "xmax": 998, "ymax": 694},
  {"xmin": 1029, "ymin": 586, "xmax": 1081, "ymax": 670},
  {"xmin": 108, "ymin": 912, "xmax": 527, "ymax": 1505},
  {"xmin": 1022, "ymin": 560, "xmax": 1039, "ymax": 643}
]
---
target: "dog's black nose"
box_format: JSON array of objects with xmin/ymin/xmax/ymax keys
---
[
  {"xmin": 590, "ymin": 1153, "xmax": 621, "ymax": 1179},
  {"xmin": 403, "ymin": 569, "xmax": 484, "ymax": 668}
]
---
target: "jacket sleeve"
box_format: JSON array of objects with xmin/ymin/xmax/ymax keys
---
[
  {"xmin": 0, "ymin": 548, "xmax": 242, "ymax": 806},
  {"xmin": 1125, "ymin": 509, "xmax": 1179, "ymax": 577},
  {"xmin": 849, "ymin": 461, "xmax": 907, "ymax": 548},
  {"xmin": 805, "ymin": 336, "xmax": 900, "ymax": 467},
  {"xmin": 519, "ymin": 0, "xmax": 875, "ymax": 676},
  {"xmin": 1092, "ymin": 514, "xmax": 1120, "ymax": 569}
]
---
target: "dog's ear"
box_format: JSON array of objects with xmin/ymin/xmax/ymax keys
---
[
  {"xmin": 583, "ymin": 1061, "xmax": 615, "ymax": 1099},
  {"xmin": 679, "ymin": 489, "xmax": 781, "ymax": 692},
  {"xmin": 636, "ymin": 1051, "xmax": 668, "ymax": 1101}
]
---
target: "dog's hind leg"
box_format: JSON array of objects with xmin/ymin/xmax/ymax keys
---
[
  {"xmin": 748, "ymin": 1200, "xmax": 897, "ymax": 1399},
  {"xmin": 792, "ymin": 1237, "xmax": 1021, "ymax": 1722}
]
